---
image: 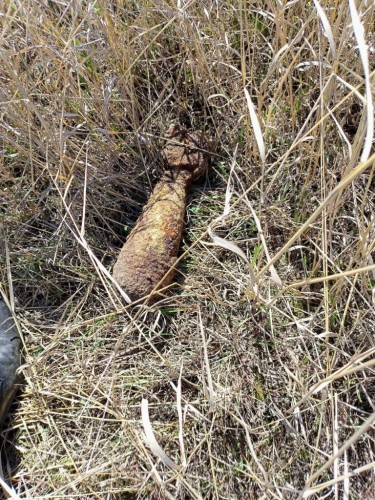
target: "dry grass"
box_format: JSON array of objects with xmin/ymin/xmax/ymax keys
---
[{"xmin": 0, "ymin": 0, "xmax": 374, "ymax": 498}]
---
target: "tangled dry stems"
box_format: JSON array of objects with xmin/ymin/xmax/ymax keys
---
[{"xmin": 0, "ymin": 0, "xmax": 374, "ymax": 498}]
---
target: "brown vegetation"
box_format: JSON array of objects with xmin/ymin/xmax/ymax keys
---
[{"xmin": 0, "ymin": 0, "xmax": 374, "ymax": 498}]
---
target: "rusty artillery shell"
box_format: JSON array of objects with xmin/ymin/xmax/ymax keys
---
[{"xmin": 112, "ymin": 124, "xmax": 210, "ymax": 302}]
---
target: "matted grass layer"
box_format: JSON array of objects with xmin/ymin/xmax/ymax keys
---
[{"xmin": 0, "ymin": 0, "xmax": 374, "ymax": 498}]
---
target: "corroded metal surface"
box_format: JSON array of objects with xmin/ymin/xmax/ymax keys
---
[{"xmin": 112, "ymin": 124, "xmax": 210, "ymax": 302}]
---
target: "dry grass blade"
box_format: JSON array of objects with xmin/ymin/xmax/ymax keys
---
[
  {"xmin": 207, "ymin": 147, "xmax": 258, "ymax": 292},
  {"xmin": 206, "ymin": 233, "xmax": 248, "ymax": 263},
  {"xmin": 141, "ymin": 399, "xmax": 180, "ymax": 471},
  {"xmin": 290, "ymin": 348, "xmax": 375, "ymax": 409},
  {"xmin": 303, "ymin": 461, "xmax": 375, "ymax": 498},
  {"xmin": 313, "ymin": 0, "xmax": 336, "ymax": 59},
  {"xmin": 286, "ymin": 262, "xmax": 375, "ymax": 288},
  {"xmin": 343, "ymin": 451, "xmax": 350, "ymax": 500},
  {"xmin": 198, "ymin": 308, "xmax": 215, "ymax": 410},
  {"xmin": 56, "ymin": 182, "xmax": 132, "ymax": 305},
  {"xmin": 176, "ymin": 365, "xmax": 186, "ymax": 468},
  {"xmin": 240, "ymin": 192, "xmax": 282, "ymax": 287},
  {"xmin": 244, "ymin": 87, "xmax": 266, "ymax": 163},
  {"xmin": 257, "ymin": 152, "xmax": 375, "ymax": 279},
  {"xmin": 349, "ymin": 0, "xmax": 374, "ymax": 161},
  {"xmin": 333, "ymin": 393, "xmax": 339, "ymax": 499},
  {"xmin": 303, "ymin": 411, "xmax": 375, "ymax": 496},
  {"xmin": 0, "ymin": 476, "xmax": 20, "ymax": 500}
]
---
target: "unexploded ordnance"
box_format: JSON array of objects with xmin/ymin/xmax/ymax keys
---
[
  {"xmin": 0, "ymin": 294, "xmax": 21, "ymax": 428},
  {"xmin": 112, "ymin": 123, "xmax": 210, "ymax": 302}
]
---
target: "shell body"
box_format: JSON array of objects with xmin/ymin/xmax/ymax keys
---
[{"xmin": 112, "ymin": 172, "xmax": 187, "ymax": 301}]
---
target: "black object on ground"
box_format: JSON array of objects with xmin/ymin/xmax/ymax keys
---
[{"xmin": 0, "ymin": 295, "xmax": 21, "ymax": 428}]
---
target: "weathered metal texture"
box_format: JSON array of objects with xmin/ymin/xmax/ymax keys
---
[
  {"xmin": 112, "ymin": 124, "xmax": 210, "ymax": 302},
  {"xmin": 0, "ymin": 295, "xmax": 21, "ymax": 427}
]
